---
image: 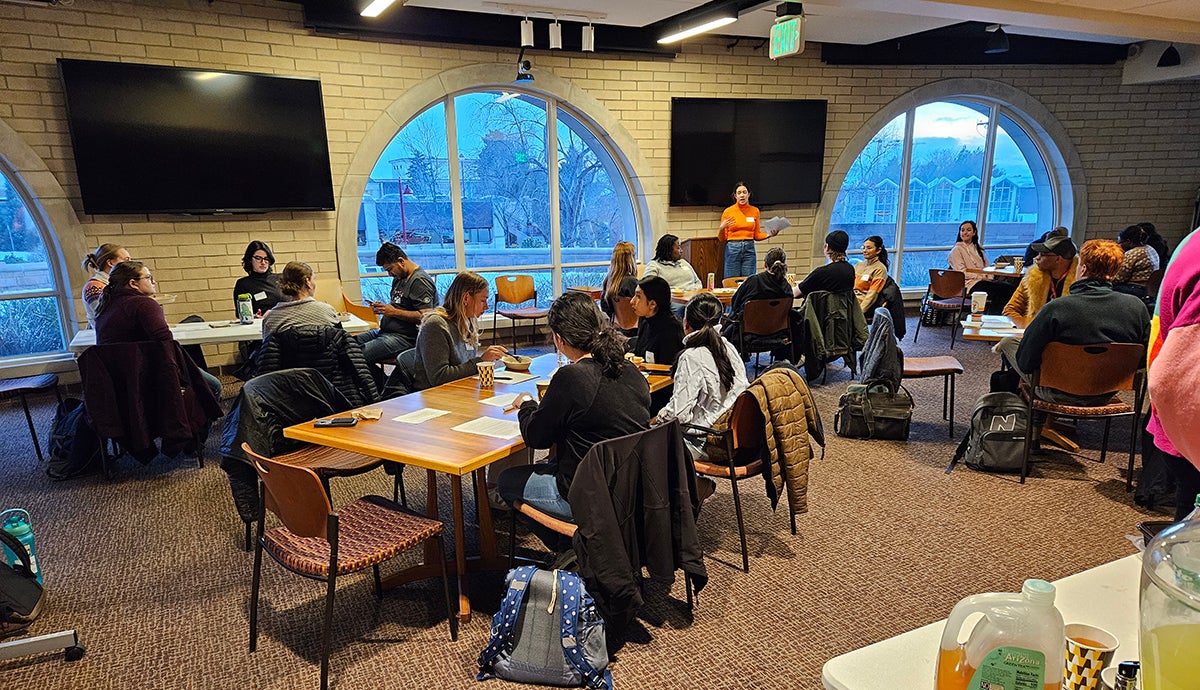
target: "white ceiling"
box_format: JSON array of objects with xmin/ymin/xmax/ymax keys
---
[{"xmin": 408, "ymin": 0, "xmax": 1200, "ymax": 45}]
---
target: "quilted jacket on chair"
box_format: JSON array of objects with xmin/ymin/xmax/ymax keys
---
[{"xmin": 251, "ymin": 324, "xmax": 378, "ymax": 407}]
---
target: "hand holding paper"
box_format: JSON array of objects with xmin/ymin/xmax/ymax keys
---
[{"xmin": 763, "ymin": 216, "xmax": 791, "ymax": 235}]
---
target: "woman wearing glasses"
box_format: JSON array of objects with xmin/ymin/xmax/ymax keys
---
[{"xmin": 233, "ymin": 240, "xmax": 283, "ymax": 317}]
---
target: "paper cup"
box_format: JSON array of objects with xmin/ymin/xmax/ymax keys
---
[
  {"xmin": 535, "ymin": 379, "xmax": 550, "ymax": 400},
  {"xmin": 970, "ymin": 292, "xmax": 987, "ymax": 314},
  {"xmin": 1064, "ymin": 623, "xmax": 1119, "ymax": 690},
  {"xmin": 477, "ymin": 361, "xmax": 495, "ymax": 388},
  {"xmin": 1013, "ymin": 258, "xmax": 1025, "ymax": 272}
]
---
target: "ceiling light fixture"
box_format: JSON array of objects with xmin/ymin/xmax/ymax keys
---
[
  {"xmin": 984, "ymin": 24, "xmax": 1009, "ymax": 55},
  {"xmin": 581, "ymin": 23, "xmax": 595, "ymax": 52},
  {"xmin": 549, "ymin": 19, "xmax": 562, "ymax": 50},
  {"xmin": 658, "ymin": 14, "xmax": 738, "ymax": 45},
  {"xmin": 515, "ymin": 47, "xmax": 534, "ymax": 82},
  {"xmin": 360, "ymin": 0, "xmax": 398, "ymax": 18},
  {"xmin": 1157, "ymin": 43, "xmax": 1181, "ymax": 67},
  {"xmin": 520, "ymin": 17, "xmax": 534, "ymax": 47}
]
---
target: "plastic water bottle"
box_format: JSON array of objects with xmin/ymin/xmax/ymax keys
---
[
  {"xmin": 1, "ymin": 508, "xmax": 42, "ymax": 584},
  {"xmin": 706, "ymin": 272, "xmax": 715, "ymax": 290},
  {"xmin": 237, "ymin": 293, "xmax": 254, "ymax": 324}
]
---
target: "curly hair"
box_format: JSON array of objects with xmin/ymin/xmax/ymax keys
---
[
  {"xmin": 548, "ymin": 291, "xmax": 627, "ymax": 378},
  {"xmin": 653, "ymin": 234, "xmax": 680, "ymax": 263}
]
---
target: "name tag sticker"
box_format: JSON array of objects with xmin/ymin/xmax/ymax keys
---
[
  {"xmin": 746, "ymin": 217, "xmax": 755, "ymax": 223},
  {"xmin": 254, "ymin": 291, "xmax": 267, "ymax": 301}
]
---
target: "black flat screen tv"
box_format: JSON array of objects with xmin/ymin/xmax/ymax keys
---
[
  {"xmin": 59, "ymin": 59, "xmax": 336, "ymax": 215},
  {"xmin": 670, "ymin": 98, "xmax": 827, "ymax": 207}
]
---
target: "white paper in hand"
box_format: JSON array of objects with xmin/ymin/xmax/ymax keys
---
[{"xmin": 762, "ymin": 216, "xmax": 791, "ymax": 234}]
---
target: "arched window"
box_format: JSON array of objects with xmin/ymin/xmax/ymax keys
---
[
  {"xmin": 0, "ymin": 165, "xmax": 67, "ymax": 360},
  {"xmin": 831, "ymin": 97, "xmax": 1065, "ymax": 289},
  {"xmin": 357, "ymin": 89, "xmax": 640, "ymax": 303}
]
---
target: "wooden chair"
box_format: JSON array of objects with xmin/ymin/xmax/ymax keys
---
[
  {"xmin": 340, "ymin": 289, "xmax": 379, "ymax": 328},
  {"xmin": 0, "ymin": 374, "xmax": 61, "ymax": 464},
  {"xmin": 722, "ymin": 277, "xmax": 747, "ymax": 288},
  {"xmin": 1142, "ymin": 267, "xmax": 1166, "ymax": 309},
  {"xmin": 902, "ymin": 356, "xmax": 964, "ymax": 438},
  {"xmin": 683, "ymin": 391, "xmax": 771, "ymax": 573},
  {"xmin": 611, "ymin": 295, "xmax": 639, "ymax": 333},
  {"xmin": 243, "ymin": 444, "xmax": 456, "ymax": 690},
  {"xmin": 493, "ymin": 275, "xmax": 549, "ymax": 354},
  {"xmin": 1019, "ymin": 343, "xmax": 1145, "ymax": 485},
  {"xmin": 913, "ymin": 269, "xmax": 968, "ymax": 348},
  {"xmin": 738, "ymin": 298, "xmax": 793, "ymax": 375}
]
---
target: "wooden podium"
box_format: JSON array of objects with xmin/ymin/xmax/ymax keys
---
[{"xmin": 680, "ymin": 237, "xmax": 723, "ymax": 286}]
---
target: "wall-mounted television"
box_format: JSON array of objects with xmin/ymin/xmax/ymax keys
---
[
  {"xmin": 59, "ymin": 59, "xmax": 336, "ymax": 215},
  {"xmin": 670, "ymin": 98, "xmax": 827, "ymax": 207}
]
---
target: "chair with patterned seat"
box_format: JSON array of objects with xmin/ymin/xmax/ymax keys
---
[
  {"xmin": 1019, "ymin": 342, "xmax": 1145, "ymax": 485},
  {"xmin": 913, "ymin": 269, "xmax": 968, "ymax": 348},
  {"xmin": 243, "ymin": 443, "xmax": 456, "ymax": 690},
  {"xmin": 493, "ymin": 275, "xmax": 549, "ymax": 354}
]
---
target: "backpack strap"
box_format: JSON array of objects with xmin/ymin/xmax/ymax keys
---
[
  {"xmin": 477, "ymin": 565, "xmax": 539, "ymax": 680},
  {"xmin": 945, "ymin": 431, "xmax": 972, "ymax": 475},
  {"xmin": 556, "ymin": 570, "xmax": 613, "ymax": 690}
]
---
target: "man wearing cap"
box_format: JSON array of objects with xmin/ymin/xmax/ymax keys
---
[
  {"xmin": 796, "ymin": 230, "xmax": 856, "ymax": 297},
  {"xmin": 1022, "ymin": 225, "xmax": 1068, "ymax": 266},
  {"xmin": 1003, "ymin": 234, "xmax": 1079, "ymax": 327}
]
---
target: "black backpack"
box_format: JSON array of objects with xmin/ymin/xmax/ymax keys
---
[
  {"xmin": 0, "ymin": 530, "xmax": 43, "ymax": 639},
  {"xmin": 46, "ymin": 398, "xmax": 102, "ymax": 481},
  {"xmin": 946, "ymin": 392, "xmax": 1029, "ymax": 474}
]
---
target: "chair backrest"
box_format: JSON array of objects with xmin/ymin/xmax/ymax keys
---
[
  {"xmin": 495, "ymin": 275, "xmax": 536, "ymax": 307},
  {"xmin": 611, "ymin": 296, "xmax": 639, "ymax": 331},
  {"xmin": 242, "ymin": 442, "xmax": 332, "ymax": 539},
  {"xmin": 341, "ymin": 289, "xmax": 379, "ymax": 327},
  {"xmin": 741, "ymin": 298, "xmax": 791, "ymax": 336},
  {"xmin": 1037, "ymin": 342, "xmax": 1143, "ymax": 397},
  {"xmin": 729, "ymin": 391, "xmax": 766, "ymax": 463},
  {"xmin": 928, "ymin": 269, "xmax": 966, "ymax": 299},
  {"xmin": 1144, "ymin": 268, "xmax": 1166, "ymax": 302},
  {"xmin": 722, "ymin": 277, "xmax": 747, "ymax": 288}
]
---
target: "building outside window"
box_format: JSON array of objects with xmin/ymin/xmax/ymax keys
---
[
  {"xmin": 0, "ymin": 170, "xmax": 66, "ymax": 361},
  {"xmin": 357, "ymin": 90, "xmax": 640, "ymax": 307},
  {"xmin": 830, "ymin": 99, "xmax": 1059, "ymax": 289}
]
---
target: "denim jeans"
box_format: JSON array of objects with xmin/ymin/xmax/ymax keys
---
[
  {"xmin": 724, "ymin": 239, "xmax": 757, "ymax": 280},
  {"xmin": 354, "ymin": 329, "xmax": 414, "ymax": 365},
  {"xmin": 199, "ymin": 368, "xmax": 222, "ymax": 400},
  {"xmin": 498, "ymin": 461, "xmax": 573, "ymax": 549}
]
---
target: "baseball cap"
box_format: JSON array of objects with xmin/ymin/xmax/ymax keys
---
[
  {"xmin": 825, "ymin": 230, "xmax": 849, "ymax": 253},
  {"xmin": 1031, "ymin": 235, "xmax": 1077, "ymax": 259}
]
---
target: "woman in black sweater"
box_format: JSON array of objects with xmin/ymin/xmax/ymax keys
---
[
  {"xmin": 232, "ymin": 240, "xmax": 283, "ymax": 317},
  {"xmin": 499, "ymin": 291, "xmax": 651, "ymax": 547},
  {"xmin": 627, "ymin": 276, "xmax": 685, "ymax": 366}
]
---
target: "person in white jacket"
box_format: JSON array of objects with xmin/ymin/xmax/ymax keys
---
[
  {"xmin": 654, "ymin": 292, "xmax": 749, "ymax": 461},
  {"xmin": 643, "ymin": 234, "xmax": 701, "ymax": 290},
  {"xmin": 947, "ymin": 220, "xmax": 1015, "ymax": 313}
]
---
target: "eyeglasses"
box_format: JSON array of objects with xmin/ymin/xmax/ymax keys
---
[
  {"xmin": 251, "ymin": 255, "xmax": 270, "ymax": 263},
  {"xmin": 138, "ymin": 274, "xmax": 156, "ymax": 283}
]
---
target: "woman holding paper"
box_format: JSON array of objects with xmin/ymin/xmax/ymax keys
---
[
  {"xmin": 411, "ymin": 271, "xmax": 506, "ymax": 390},
  {"xmin": 718, "ymin": 182, "xmax": 780, "ymax": 280}
]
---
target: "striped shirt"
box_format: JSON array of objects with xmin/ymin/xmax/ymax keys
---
[{"xmin": 261, "ymin": 297, "xmax": 340, "ymax": 338}]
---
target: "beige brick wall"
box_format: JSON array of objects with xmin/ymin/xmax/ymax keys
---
[{"xmin": 2, "ymin": 0, "xmax": 1198, "ymax": 366}]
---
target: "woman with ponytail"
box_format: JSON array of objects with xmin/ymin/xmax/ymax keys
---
[
  {"xmin": 81, "ymin": 243, "xmax": 131, "ymax": 328},
  {"xmin": 725, "ymin": 246, "xmax": 794, "ymax": 341},
  {"xmin": 498, "ymin": 291, "xmax": 651, "ymax": 547},
  {"xmin": 854, "ymin": 235, "xmax": 890, "ymax": 313},
  {"xmin": 260, "ymin": 261, "xmax": 340, "ymax": 338},
  {"xmin": 655, "ymin": 293, "xmax": 748, "ymax": 460}
]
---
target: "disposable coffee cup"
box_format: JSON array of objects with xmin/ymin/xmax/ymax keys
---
[
  {"xmin": 535, "ymin": 379, "xmax": 550, "ymax": 400},
  {"xmin": 477, "ymin": 361, "xmax": 495, "ymax": 388},
  {"xmin": 1013, "ymin": 258, "xmax": 1025, "ymax": 272},
  {"xmin": 1064, "ymin": 623, "xmax": 1119, "ymax": 690},
  {"xmin": 970, "ymin": 292, "xmax": 987, "ymax": 315}
]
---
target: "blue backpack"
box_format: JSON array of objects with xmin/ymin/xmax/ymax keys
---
[{"xmin": 477, "ymin": 566, "xmax": 612, "ymax": 689}]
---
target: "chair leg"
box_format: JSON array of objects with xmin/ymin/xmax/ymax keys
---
[
  {"xmin": 435, "ymin": 534, "xmax": 459, "ymax": 641},
  {"xmin": 913, "ymin": 305, "xmax": 924, "ymax": 343},
  {"xmin": 249, "ymin": 517, "xmax": 265, "ymax": 652},
  {"xmin": 949, "ymin": 309, "xmax": 959, "ymax": 349},
  {"xmin": 508, "ymin": 509, "xmax": 517, "ymax": 571},
  {"xmin": 244, "ymin": 521, "xmax": 252, "ymax": 552},
  {"xmin": 18, "ymin": 393, "xmax": 45, "ymax": 463},
  {"xmin": 373, "ymin": 564, "xmax": 382, "ymax": 597},
  {"xmin": 1100, "ymin": 418, "xmax": 1111, "ymax": 464},
  {"xmin": 511, "ymin": 319, "xmax": 518, "ymax": 355},
  {"xmin": 1127, "ymin": 410, "xmax": 1139, "ymax": 492},
  {"xmin": 319, "ymin": 568, "xmax": 337, "ymax": 690},
  {"xmin": 948, "ymin": 373, "xmax": 956, "ymax": 439},
  {"xmin": 729, "ymin": 476, "xmax": 750, "ymax": 573},
  {"xmin": 393, "ymin": 465, "xmax": 407, "ymax": 506},
  {"xmin": 1020, "ymin": 400, "xmax": 1035, "ymax": 484},
  {"xmin": 789, "ymin": 508, "xmax": 797, "ymax": 536}
]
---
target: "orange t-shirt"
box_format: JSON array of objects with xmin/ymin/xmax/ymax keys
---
[{"xmin": 719, "ymin": 203, "xmax": 767, "ymax": 242}]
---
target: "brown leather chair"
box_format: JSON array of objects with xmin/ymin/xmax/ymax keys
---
[
  {"xmin": 913, "ymin": 269, "xmax": 968, "ymax": 348},
  {"xmin": 738, "ymin": 298, "xmax": 793, "ymax": 374},
  {"xmin": 1019, "ymin": 342, "xmax": 1145, "ymax": 485},
  {"xmin": 902, "ymin": 356, "xmax": 965, "ymax": 438},
  {"xmin": 493, "ymin": 275, "xmax": 550, "ymax": 354},
  {"xmin": 244, "ymin": 444, "xmax": 456, "ymax": 690},
  {"xmin": 684, "ymin": 391, "xmax": 770, "ymax": 573}
]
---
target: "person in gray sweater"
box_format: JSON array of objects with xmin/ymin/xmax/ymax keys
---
[
  {"xmin": 261, "ymin": 261, "xmax": 340, "ymax": 338},
  {"xmin": 412, "ymin": 271, "xmax": 507, "ymax": 390},
  {"xmin": 643, "ymin": 234, "xmax": 701, "ymax": 290}
]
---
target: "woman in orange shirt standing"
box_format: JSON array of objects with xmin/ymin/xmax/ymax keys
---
[{"xmin": 718, "ymin": 182, "xmax": 779, "ymax": 280}]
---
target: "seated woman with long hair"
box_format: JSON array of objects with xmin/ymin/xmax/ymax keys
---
[
  {"xmin": 948, "ymin": 220, "xmax": 1015, "ymax": 313},
  {"xmin": 654, "ymin": 293, "xmax": 748, "ymax": 460},
  {"xmin": 95, "ymin": 261, "xmax": 221, "ymax": 398},
  {"xmin": 498, "ymin": 292, "xmax": 651, "ymax": 547},
  {"xmin": 599, "ymin": 241, "xmax": 638, "ymax": 322},
  {"xmin": 627, "ymin": 276, "xmax": 685, "ymax": 366},
  {"xmin": 413, "ymin": 271, "xmax": 507, "ymax": 390},
  {"xmin": 260, "ymin": 261, "xmax": 339, "ymax": 338}
]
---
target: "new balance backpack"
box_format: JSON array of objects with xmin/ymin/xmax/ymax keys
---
[
  {"xmin": 478, "ymin": 566, "xmax": 611, "ymax": 689},
  {"xmin": 946, "ymin": 392, "xmax": 1029, "ymax": 474}
]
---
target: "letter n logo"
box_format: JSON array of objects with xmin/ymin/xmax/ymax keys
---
[{"xmin": 989, "ymin": 414, "xmax": 1016, "ymax": 432}]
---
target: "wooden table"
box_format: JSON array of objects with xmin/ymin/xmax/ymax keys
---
[
  {"xmin": 283, "ymin": 353, "xmax": 671, "ymax": 623},
  {"xmin": 821, "ymin": 554, "xmax": 1141, "ymax": 690},
  {"xmin": 964, "ymin": 264, "xmax": 1025, "ymax": 279},
  {"xmin": 567, "ymin": 285, "xmax": 603, "ymax": 300},
  {"xmin": 68, "ymin": 314, "xmax": 371, "ymax": 351},
  {"xmin": 959, "ymin": 315, "xmax": 1024, "ymax": 342}
]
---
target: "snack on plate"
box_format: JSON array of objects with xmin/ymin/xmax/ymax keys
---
[{"xmin": 501, "ymin": 354, "xmax": 533, "ymax": 371}]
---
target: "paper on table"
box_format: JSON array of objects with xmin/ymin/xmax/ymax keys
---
[
  {"xmin": 762, "ymin": 216, "xmax": 791, "ymax": 234},
  {"xmin": 392, "ymin": 408, "xmax": 451, "ymax": 424},
  {"xmin": 451, "ymin": 416, "xmax": 522, "ymax": 440},
  {"xmin": 480, "ymin": 393, "xmax": 520, "ymax": 408},
  {"xmin": 492, "ymin": 371, "xmax": 538, "ymax": 384}
]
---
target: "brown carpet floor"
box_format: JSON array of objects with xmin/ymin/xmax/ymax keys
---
[{"xmin": 0, "ymin": 318, "xmax": 1167, "ymax": 689}]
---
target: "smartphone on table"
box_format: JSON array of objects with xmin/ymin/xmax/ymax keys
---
[{"xmin": 314, "ymin": 417, "xmax": 358, "ymax": 428}]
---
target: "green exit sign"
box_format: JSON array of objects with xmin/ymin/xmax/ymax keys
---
[{"xmin": 770, "ymin": 17, "xmax": 803, "ymax": 59}]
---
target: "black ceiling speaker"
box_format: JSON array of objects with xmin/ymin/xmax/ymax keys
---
[{"xmin": 1157, "ymin": 44, "xmax": 1181, "ymax": 67}]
